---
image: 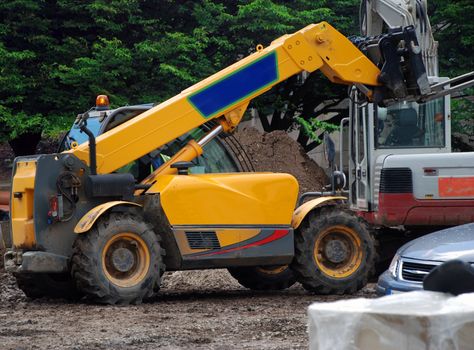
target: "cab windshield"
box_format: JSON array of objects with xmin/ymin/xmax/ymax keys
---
[
  {"xmin": 62, "ymin": 116, "xmax": 102, "ymax": 149},
  {"xmin": 375, "ymin": 98, "xmax": 445, "ymax": 148}
]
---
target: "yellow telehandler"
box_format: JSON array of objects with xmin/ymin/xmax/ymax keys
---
[{"xmin": 5, "ymin": 22, "xmax": 432, "ymax": 303}]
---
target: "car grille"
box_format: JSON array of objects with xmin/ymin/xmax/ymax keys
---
[{"xmin": 400, "ymin": 260, "xmax": 437, "ymax": 283}]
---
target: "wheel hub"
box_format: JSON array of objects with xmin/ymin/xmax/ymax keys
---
[
  {"xmin": 324, "ymin": 239, "xmax": 348, "ymax": 264},
  {"xmin": 102, "ymin": 233, "xmax": 151, "ymax": 288},
  {"xmin": 313, "ymin": 225, "xmax": 364, "ymax": 279},
  {"xmin": 111, "ymin": 247, "xmax": 135, "ymax": 272}
]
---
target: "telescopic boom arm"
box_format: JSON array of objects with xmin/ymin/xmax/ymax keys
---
[{"xmin": 69, "ymin": 21, "xmax": 429, "ymax": 176}]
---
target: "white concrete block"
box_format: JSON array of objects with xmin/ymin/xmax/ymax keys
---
[{"xmin": 308, "ymin": 291, "xmax": 474, "ymax": 350}]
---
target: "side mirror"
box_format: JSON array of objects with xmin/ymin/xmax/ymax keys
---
[
  {"xmin": 323, "ymin": 132, "xmax": 336, "ymax": 166},
  {"xmin": 331, "ymin": 170, "xmax": 346, "ymax": 191}
]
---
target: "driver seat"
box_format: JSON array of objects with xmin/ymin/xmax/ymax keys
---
[{"xmin": 386, "ymin": 108, "xmax": 422, "ymax": 146}]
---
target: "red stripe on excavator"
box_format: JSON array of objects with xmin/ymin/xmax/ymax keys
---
[
  {"xmin": 439, "ymin": 177, "xmax": 474, "ymax": 197},
  {"xmin": 358, "ymin": 193, "xmax": 474, "ymax": 227},
  {"xmin": 197, "ymin": 229, "xmax": 289, "ymax": 257}
]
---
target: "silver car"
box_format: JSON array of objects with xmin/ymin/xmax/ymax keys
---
[{"xmin": 376, "ymin": 223, "xmax": 474, "ymax": 295}]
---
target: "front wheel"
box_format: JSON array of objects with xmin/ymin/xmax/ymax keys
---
[
  {"xmin": 228, "ymin": 265, "xmax": 296, "ymax": 290},
  {"xmin": 291, "ymin": 207, "xmax": 375, "ymax": 294},
  {"xmin": 71, "ymin": 212, "xmax": 165, "ymax": 304}
]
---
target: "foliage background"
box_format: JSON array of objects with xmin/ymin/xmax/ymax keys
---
[{"xmin": 0, "ymin": 0, "xmax": 472, "ymax": 154}]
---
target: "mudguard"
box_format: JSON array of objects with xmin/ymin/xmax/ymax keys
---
[
  {"xmin": 74, "ymin": 201, "xmax": 142, "ymax": 234},
  {"xmin": 291, "ymin": 196, "xmax": 346, "ymax": 229}
]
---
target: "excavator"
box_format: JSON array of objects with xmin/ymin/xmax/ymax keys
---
[
  {"xmin": 342, "ymin": 1, "xmax": 474, "ymax": 245},
  {"xmin": 3, "ymin": 20, "xmax": 452, "ymax": 304},
  {"xmin": 288, "ymin": 0, "xmax": 474, "ymax": 282}
]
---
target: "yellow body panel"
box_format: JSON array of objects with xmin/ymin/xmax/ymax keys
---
[
  {"xmin": 67, "ymin": 22, "xmax": 380, "ymax": 175},
  {"xmin": 217, "ymin": 229, "xmax": 260, "ymax": 247},
  {"xmin": 291, "ymin": 196, "xmax": 346, "ymax": 229},
  {"xmin": 136, "ymin": 139, "xmax": 203, "ymax": 195},
  {"xmin": 149, "ymin": 173, "xmax": 299, "ymax": 226},
  {"xmin": 11, "ymin": 160, "xmax": 37, "ymax": 248},
  {"xmin": 74, "ymin": 201, "xmax": 142, "ymax": 234}
]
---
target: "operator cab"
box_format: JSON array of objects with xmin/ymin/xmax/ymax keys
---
[
  {"xmin": 59, "ymin": 97, "xmax": 251, "ymax": 180},
  {"xmin": 375, "ymin": 99, "xmax": 446, "ymax": 149}
]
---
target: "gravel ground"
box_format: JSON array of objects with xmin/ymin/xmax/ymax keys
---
[{"xmin": 0, "ymin": 270, "xmax": 376, "ymax": 350}]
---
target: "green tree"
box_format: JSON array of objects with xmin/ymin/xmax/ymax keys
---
[
  {"xmin": 1, "ymin": 0, "xmax": 472, "ymax": 156},
  {"xmin": 1, "ymin": 0, "xmax": 360, "ymax": 155},
  {"xmin": 430, "ymin": 0, "xmax": 474, "ymax": 148}
]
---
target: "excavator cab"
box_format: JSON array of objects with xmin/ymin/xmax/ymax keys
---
[{"xmin": 347, "ymin": 90, "xmax": 451, "ymax": 211}]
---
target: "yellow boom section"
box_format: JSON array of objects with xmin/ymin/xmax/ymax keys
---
[{"xmin": 69, "ymin": 22, "xmax": 380, "ymax": 174}]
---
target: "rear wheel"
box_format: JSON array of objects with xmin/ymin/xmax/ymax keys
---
[
  {"xmin": 15, "ymin": 273, "xmax": 82, "ymax": 300},
  {"xmin": 228, "ymin": 265, "xmax": 296, "ymax": 290},
  {"xmin": 71, "ymin": 212, "xmax": 165, "ymax": 304},
  {"xmin": 291, "ymin": 207, "xmax": 375, "ymax": 294}
]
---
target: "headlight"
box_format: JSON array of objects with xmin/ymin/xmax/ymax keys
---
[{"xmin": 388, "ymin": 254, "xmax": 400, "ymax": 278}]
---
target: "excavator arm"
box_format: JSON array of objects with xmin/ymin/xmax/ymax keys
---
[
  {"xmin": 360, "ymin": 0, "xmax": 439, "ymax": 76},
  {"xmin": 69, "ymin": 21, "xmax": 429, "ymax": 177}
]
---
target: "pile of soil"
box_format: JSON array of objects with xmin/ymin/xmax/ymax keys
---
[
  {"xmin": 0, "ymin": 271, "xmax": 24, "ymax": 306},
  {"xmin": 234, "ymin": 127, "xmax": 327, "ymax": 194},
  {"xmin": 161, "ymin": 270, "xmax": 242, "ymax": 291}
]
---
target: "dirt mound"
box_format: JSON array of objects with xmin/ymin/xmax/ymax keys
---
[
  {"xmin": 161, "ymin": 270, "xmax": 242, "ymax": 291},
  {"xmin": 234, "ymin": 127, "xmax": 327, "ymax": 194},
  {"xmin": 0, "ymin": 271, "xmax": 24, "ymax": 305}
]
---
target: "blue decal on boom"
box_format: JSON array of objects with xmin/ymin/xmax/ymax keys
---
[{"xmin": 189, "ymin": 52, "xmax": 278, "ymax": 118}]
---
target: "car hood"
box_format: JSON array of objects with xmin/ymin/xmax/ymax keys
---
[{"xmin": 400, "ymin": 223, "xmax": 474, "ymax": 262}]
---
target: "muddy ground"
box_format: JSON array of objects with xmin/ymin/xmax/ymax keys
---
[
  {"xmin": 0, "ymin": 270, "xmax": 376, "ymax": 350},
  {"xmin": 0, "ymin": 130, "xmax": 374, "ymax": 349}
]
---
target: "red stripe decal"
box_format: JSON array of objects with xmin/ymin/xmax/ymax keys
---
[{"xmin": 197, "ymin": 229, "xmax": 289, "ymax": 257}]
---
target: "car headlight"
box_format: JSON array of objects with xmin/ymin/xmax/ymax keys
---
[{"xmin": 388, "ymin": 254, "xmax": 400, "ymax": 278}]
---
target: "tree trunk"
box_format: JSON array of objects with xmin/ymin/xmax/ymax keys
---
[{"xmin": 8, "ymin": 132, "xmax": 42, "ymax": 157}]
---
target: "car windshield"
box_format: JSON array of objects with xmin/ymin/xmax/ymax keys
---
[{"xmin": 375, "ymin": 98, "xmax": 445, "ymax": 148}]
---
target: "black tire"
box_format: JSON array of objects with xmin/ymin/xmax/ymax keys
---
[
  {"xmin": 228, "ymin": 265, "xmax": 297, "ymax": 290},
  {"xmin": 14, "ymin": 273, "xmax": 83, "ymax": 300},
  {"xmin": 71, "ymin": 212, "xmax": 165, "ymax": 305},
  {"xmin": 291, "ymin": 207, "xmax": 375, "ymax": 294}
]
